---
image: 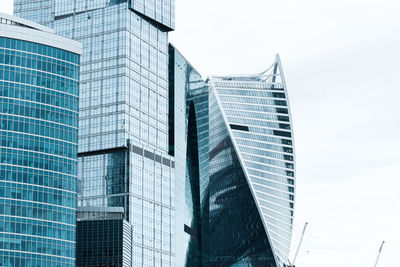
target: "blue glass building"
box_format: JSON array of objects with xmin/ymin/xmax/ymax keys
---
[
  {"xmin": 14, "ymin": 1, "xmax": 176, "ymax": 266},
  {"xmin": 0, "ymin": 13, "xmax": 82, "ymax": 267},
  {"xmin": 207, "ymin": 56, "xmax": 296, "ymax": 267},
  {"xmin": 14, "ymin": 2, "xmax": 296, "ymax": 266},
  {"xmin": 168, "ymin": 44, "xmax": 209, "ymax": 267}
]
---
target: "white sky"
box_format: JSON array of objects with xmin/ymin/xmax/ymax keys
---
[{"xmin": 2, "ymin": 1, "xmax": 400, "ymax": 266}]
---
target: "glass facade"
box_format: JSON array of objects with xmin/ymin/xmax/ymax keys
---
[
  {"xmin": 77, "ymin": 218, "xmax": 132, "ymax": 267},
  {"xmin": 14, "ymin": 1, "xmax": 176, "ymax": 266},
  {"xmin": 0, "ymin": 17, "xmax": 81, "ymax": 267},
  {"xmin": 207, "ymin": 56, "xmax": 295, "ymax": 267},
  {"xmin": 168, "ymin": 45, "xmax": 209, "ymax": 267}
]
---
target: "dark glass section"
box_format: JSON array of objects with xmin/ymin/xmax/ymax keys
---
[
  {"xmin": 208, "ymin": 91, "xmax": 276, "ymax": 267},
  {"xmin": 230, "ymin": 124, "xmax": 250, "ymax": 132},
  {"xmin": 168, "ymin": 45, "xmax": 175, "ymax": 156},
  {"xmin": 168, "ymin": 44, "xmax": 209, "ymax": 266},
  {"xmin": 77, "ymin": 220, "xmax": 124, "ymax": 266},
  {"xmin": 185, "ymin": 102, "xmax": 202, "ymax": 266}
]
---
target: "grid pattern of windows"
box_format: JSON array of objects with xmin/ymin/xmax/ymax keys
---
[
  {"xmin": 169, "ymin": 45, "xmax": 209, "ymax": 266},
  {"xmin": 208, "ymin": 57, "xmax": 295, "ymax": 267},
  {"xmin": 0, "ymin": 36, "xmax": 79, "ymax": 267},
  {"xmin": 14, "ymin": 0, "xmax": 175, "ymax": 266},
  {"xmin": 77, "ymin": 219, "xmax": 132, "ymax": 267},
  {"xmin": 207, "ymin": 87, "xmax": 276, "ymax": 267},
  {"xmin": 129, "ymin": 0, "xmax": 175, "ymax": 30},
  {"xmin": 14, "ymin": 1, "xmax": 176, "ymax": 266}
]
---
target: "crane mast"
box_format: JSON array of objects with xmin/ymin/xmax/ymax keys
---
[
  {"xmin": 374, "ymin": 241, "xmax": 385, "ymax": 267},
  {"xmin": 287, "ymin": 222, "xmax": 308, "ymax": 267}
]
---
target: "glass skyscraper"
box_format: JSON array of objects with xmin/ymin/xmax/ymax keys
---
[
  {"xmin": 207, "ymin": 55, "xmax": 295, "ymax": 267},
  {"xmin": 168, "ymin": 44, "xmax": 209, "ymax": 267},
  {"xmin": 13, "ymin": 1, "xmax": 296, "ymax": 266},
  {"xmin": 0, "ymin": 13, "xmax": 81, "ymax": 267},
  {"xmin": 14, "ymin": 1, "xmax": 176, "ymax": 266}
]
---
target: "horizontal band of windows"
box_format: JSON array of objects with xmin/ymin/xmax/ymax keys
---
[
  {"xmin": 0, "ymin": 165, "xmax": 75, "ymax": 192},
  {"xmin": 0, "ymin": 65, "xmax": 78, "ymax": 96},
  {"xmin": 0, "ymin": 232, "xmax": 75, "ymax": 258},
  {"xmin": 243, "ymin": 153, "xmax": 294, "ymax": 170},
  {"xmin": 216, "ymin": 88, "xmax": 286, "ymax": 98},
  {"xmin": 1, "ymin": 114, "xmax": 77, "ymax": 143},
  {"xmin": 246, "ymin": 161, "xmax": 294, "ymax": 178},
  {"xmin": 0, "ymin": 198, "xmax": 75, "ymax": 225},
  {"xmin": 233, "ymin": 130, "xmax": 292, "ymax": 146},
  {"xmin": 258, "ymin": 195, "xmax": 294, "ymax": 212},
  {"xmin": 267, "ymin": 222, "xmax": 292, "ymax": 241},
  {"xmin": 239, "ymin": 151, "xmax": 294, "ymax": 170},
  {"xmin": 248, "ymin": 167, "xmax": 294, "ymax": 188},
  {"xmin": 1, "ymin": 148, "xmax": 76, "ymax": 176},
  {"xmin": 2, "ymin": 131, "xmax": 76, "ymax": 159},
  {"xmin": 268, "ymin": 227, "xmax": 292, "ymax": 248},
  {"xmin": 263, "ymin": 212, "xmax": 293, "ymax": 230},
  {"xmin": 252, "ymin": 182, "xmax": 294, "ymax": 200},
  {"xmin": 239, "ymin": 145, "xmax": 294, "ymax": 162},
  {"xmin": 236, "ymin": 138, "xmax": 293, "ymax": 154},
  {"xmin": 229, "ymin": 124, "xmax": 249, "ymax": 131},
  {"xmin": 0, "ymin": 226, "xmax": 74, "ymax": 244},
  {"xmin": 260, "ymin": 205, "xmax": 293, "ymax": 225},
  {"xmin": 214, "ymin": 81, "xmax": 284, "ymax": 90},
  {"xmin": 250, "ymin": 176, "xmax": 294, "ymax": 194},
  {"xmin": 0, "ymin": 81, "xmax": 78, "ymax": 110},
  {"xmin": 245, "ymin": 126, "xmax": 293, "ymax": 139},
  {"xmin": 225, "ymin": 109, "xmax": 289, "ymax": 122},
  {"xmin": 0, "ymin": 99, "xmax": 77, "ymax": 128},
  {"xmin": 0, "ymin": 37, "xmax": 80, "ymax": 65},
  {"xmin": 227, "ymin": 116, "xmax": 291, "ymax": 130},
  {"xmin": 0, "ymin": 181, "xmax": 75, "ymax": 208},
  {"xmin": 0, "ymin": 49, "xmax": 79, "ymax": 80},
  {"xmin": 254, "ymin": 189, "xmax": 293, "ymax": 209},
  {"xmin": 219, "ymin": 95, "xmax": 287, "ymax": 106},
  {"xmin": 1, "ymin": 215, "xmax": 75, "ymax": 241},
  {"xmin": 257, "ymin": 197, "xmax": 294, "ymax": 220},
  {"xmin": 217, "ymin": 90, "xmax": 286, "ymax": 99},
  {"xmin": 222, "ymin": 102, "xmax": 288, "ymax": 114},
  {"xmin": 270, "ymin": 233, "xmax": 291, "ymax": 253}
]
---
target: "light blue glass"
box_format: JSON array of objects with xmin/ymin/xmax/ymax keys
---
[
  {"xmin": 0, "ymin": 36, "xmax": 79, "ymax": 267},
  {"xmin": 14, "ymin": 1, "xmax": 176, "ymax": 266}
]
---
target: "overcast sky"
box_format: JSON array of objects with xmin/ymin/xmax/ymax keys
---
[{"xmin": 2, "ymin": 1, "xmax": 400, "ymax": 266}]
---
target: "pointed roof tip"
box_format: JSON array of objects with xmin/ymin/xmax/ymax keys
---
[{"xmin": 275, "ymin": 53, "xmax": 281, "ymax": 63}]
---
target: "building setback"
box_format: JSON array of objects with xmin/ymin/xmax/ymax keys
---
[{"xmin": 0, "ymin": 13, "xmax": 82, "ymax": 267}]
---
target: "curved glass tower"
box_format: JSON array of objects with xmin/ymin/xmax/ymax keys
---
[
  {"xmin": 207, "ymin": 55, "xmax": 295, "ymax": 267},
  {"xmin": 0, "ymin": 13, "xmax": 81, "ymax": 267}
]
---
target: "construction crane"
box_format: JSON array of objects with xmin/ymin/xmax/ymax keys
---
[
  {"xmin": 287, "ymin": 222, "xmax": 308, "ymax": 267},
  {"xmin": 374, "ymin": 241, "xmax": 385, "ymax": 267}
]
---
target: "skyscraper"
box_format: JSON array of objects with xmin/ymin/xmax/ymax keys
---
[
  {"xmin": 13, "ymin": 2, "xmax": 296, "ymax": 266},
  {"xmin": 14, "ymin": 1, "xmax": 176, "ymax": 266},
  {"xmin": 0, "ymin": 13, "xmax": 82, "ymax": 267},
  {"xmin": 206, "ymin": 55, "xmax": 295, "ymax": 267},
  {"xmin": 168, "ymin": 44, "xmax": 209, "ymax": 267}
]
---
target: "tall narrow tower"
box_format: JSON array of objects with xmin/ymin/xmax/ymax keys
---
[
  {"xmin": 207, "ymin": 55, "xmax": 296, "ymax": 267},
  {"xmin": 15, "ymin": 1, "xmax": 176, "ymax": 266}
]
